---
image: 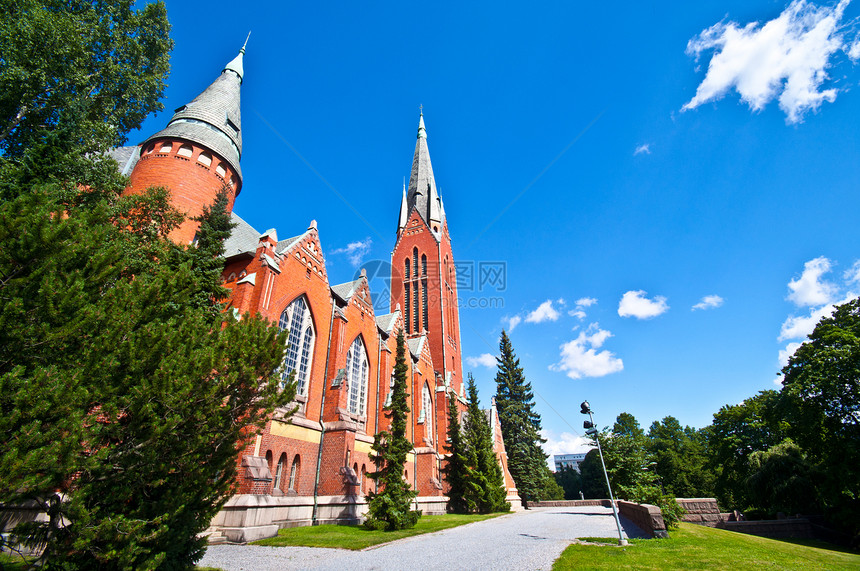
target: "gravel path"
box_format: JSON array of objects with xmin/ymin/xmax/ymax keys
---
[{"xmin": 199, "ymin": 506, "xmax": 647, "ymax": 571}]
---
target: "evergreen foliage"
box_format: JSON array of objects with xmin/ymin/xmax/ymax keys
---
[
  {"xmin": 442, "ymin": 395, "xmax": 474, "ymax": 514},
  {"xmin": 554, "ymin": 465, "xmax": 583, "ymax": 500},
  {"xmin": 463, "ymin": 374, "xmax": 510, "ymax": 513},
  {"xmin": 0, "ymin": 186, "xmax": 294, "ymax": 568},
  {"xmin": 365, "ymin": 330, "xmax": 420, "ymax": 530},
  {"xmin": 0, "ymin": 3, "xmax": 298, "ymax": 566},
  {"xmin": 493, "ymin": 330, "xmax": 560, "ymax": 504}
]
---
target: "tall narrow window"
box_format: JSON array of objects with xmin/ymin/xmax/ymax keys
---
[
  {"xmin": 347, "ymin": 337, "xmax": 369, "ymax": 416},
  {"xmin": 421, "ymin": 254, "xmax": 427, "ymax": 276},
  {"xmin": 422, "ymin": 279, "xmax": 428, "ymax": 331},
  {"xmin": 274, "ymin": 453, "xmax": 286, "ymax": 491},
  {"xmin": 289, "ymin": 455, "xmax": 300, "ymax": 491},
  {"xmin": 278, "ymin": 297, "xmax": 315, "ymax": 395},
  {"xmin": 404, "ymin": 258, "xmax": 410, "ymax": 280},
  {"xmin": 413, "ymin": 248, "xmax": 419, "ymax": 277},
  {"xmin": 422, "ymin": 384, "xmax": 434, "ymax": 444},
  {"xmin": 404, "ymin": 284, "xmax": 411, "ymax": 334},
  {"xmin": 413, "ymin": 283, "xmax": 420, "ymax": 333}
]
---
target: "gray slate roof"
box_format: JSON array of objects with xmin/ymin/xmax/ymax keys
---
[
  {"xmin": 107, "ymin": 145, "xmax": 141, "ymax": 176},
  {"xmin": 275, "ymin": 234, "xmax": 304, "ymax": 255},
  {"xmin": 375, "ymin": 311, "xmax": 400, "ymax": 334},
  {"xmin": 223, "ymin": 212, "xmax": 259, "ymax": 259},
  {"xmin": 407, "ymin": 335, "xmax": 426, "ymax": 359},
  {"xmin": 142, "ymin": 49, "xmax": 245, "ymax": 185},
  {"xmin": 331, "ymin": 278, "xmax": 364, "ymax": 302},
  {"xmin": 403, "ymin": 114, "xmax": 443, "ymax": 231}
]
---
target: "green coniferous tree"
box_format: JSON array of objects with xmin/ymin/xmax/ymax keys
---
[
  {"xmin": 365, "ymin": 330, "xmax": 420, "ymax": 530},
  {"xmin": 0, "ymin": 185, "xmax": 295, "ymax": 568},
  {"xmin": 494, "ymin": 330, "xmax": 558, "ymax": 505},
  {"xmin": 464, "ymin": 374, "xmax": 510, "ymax": 513},
  {"xmin": 442, "ymin": 394, "xmax": 474, "ymax": 514}
]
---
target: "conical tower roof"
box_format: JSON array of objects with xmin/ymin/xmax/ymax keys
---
[
  {"xmin": 405, "ymin": 112, "xmax": 442, "ymax": 230},
  {"xmin": 142, "ymin": 39, "xmax": 247, "ymax": 187}
]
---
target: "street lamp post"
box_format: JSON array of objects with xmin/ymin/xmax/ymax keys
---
[{"xmin": 581, "ymin": 400, "xmax": 628, "ymax": 547}]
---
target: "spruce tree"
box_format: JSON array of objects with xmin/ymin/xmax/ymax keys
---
[
  {"xmin": 441, "ymin": 395, "xmax": 473, "ymax": 514},
  {"xmin": 365, "ymin": 329, "xmax": 420, "ymax": 530},
  {"xmin": 494, "ymin": 329, "xmax": 557, "ymax": 505},
  {"xmin": 0, "ymin": 186, "xmax": 294, "ymax": 568},
  {"xmin": 464, "ymin": 374, "xmax": 510, "ymax": 513}
]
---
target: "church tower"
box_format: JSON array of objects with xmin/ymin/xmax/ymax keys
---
[
  {"xmin": 390, "ymin": 113, "xmax": 464, "ymax": 396},
  {"xmin": 126, "ymin": 40, "xmax": 247, "ymax": 244}
]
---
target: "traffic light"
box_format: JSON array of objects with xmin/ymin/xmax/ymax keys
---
[{"xmin": 583, "ymin": 420, "xmax": 598, "ymax": 437}]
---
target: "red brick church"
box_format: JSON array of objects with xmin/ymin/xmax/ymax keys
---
[{"xmin": 114, "ymin": 42, "xmax": 520, "ymax": 541}]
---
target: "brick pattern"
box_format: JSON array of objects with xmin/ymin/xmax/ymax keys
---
[
  {"xmin": 125, "ymin": 101, "xmax": 522, "ymax": 524},
  {"xmin": 126, "ymin": 139, "xmax": 238, "ymax": 245}
]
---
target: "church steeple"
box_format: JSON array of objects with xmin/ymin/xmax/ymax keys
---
[
  {"xmin": 141, "ymin": 40, "xmax": 247, "ymax": 188},
  {"xmin": 405, "ymin": 111, "xmax": 443, "ymax": 233},
  {"xmin": 397, "ymin": 178, "xmax": 409, "ymax": 233}
]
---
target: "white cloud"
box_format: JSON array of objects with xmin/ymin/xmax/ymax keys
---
[
  {"xmin": 844, "ymin": 260, "xmax": 860, "ymax": 285},
  {"xmin": 526, "ymin": 300, "xmax": 561, "ymax": 324},
  {"xmin": 541, "ymin": 429, "xmax": 593, "ymax": 469},
  {"xmin": 465, "ymin": 353, "xmax": 497, "ymax": 368},
  {"xmin": 552, "ymin": 323, "xmax": 624, "ymax": 380},
  {"xmin": 505, "ymin": 315, "xmax": 522, "ymax": 332},
  {"xmin": 788, "ymin": 256, "xmax": 838, "ymax": 306},
  {"xmin": 779, "ymin": 341, "xmax": 803, "ymax": 368},
  {"xmin": 779, "ymin": 299, "xmax": 843, "ymax": 340},
  {"xmin": 683, "ymin": 0, "xmax": 854, "ymax": 123},
  {"xmin": 575, "ymin": 297, "xmax": 598, "ymax": 307},
  {"xmin": 330, "ymin": 237, "xmax": 372, "ymax": 267},
  {"xmin": 634, "ymin": 144, "xmax": 651, "ymax": 155},
  {"xmin": 692, "ymin": 294, "xmax": 725, "ymax": 311},
  {"xmin": 618, "ymin": 290, "xmax": 669, "ymax": 319},
  {"xmin": 568, "ymin": 309, "xmax": 586, "ymax": 319}
]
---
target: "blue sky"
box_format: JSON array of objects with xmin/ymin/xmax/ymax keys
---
[{"xmin": 133, "ymin": 0, "xmax": 860, "ymax": 458}]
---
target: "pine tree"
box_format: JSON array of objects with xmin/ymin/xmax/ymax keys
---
[
  {"xmin": 494, "ymin": 329, "xmax": 557, "ymax": 505},
  {"xmin": 464, "ymin": 374, "xmax": 510, "ymax": 513},
  {"xmin": 365, "ymin": 329, "xmax": 420, "ymax": 530},
  {"xmin": 0, "ymin": 186, "xmax": 294, "ymax": 568},
  {"xmin": 441, "ymin": 395, "xmax": 473, "ymax": 514}
]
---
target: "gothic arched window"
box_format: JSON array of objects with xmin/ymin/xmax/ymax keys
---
[
  {"xmin": 421, "ymin": 254, "xmax": 427, "ymax": 276},
  {"xmin": 274, "ymin": 453, "xmax": 287, "ymax": 491},
  {"xmin": 289, "ymin": 455, "xmax": 300, "ymax": 491},
  {"xmin": 278, "ymin": 296, "xmax": 315, "ymax": 396},
  {"xmin": 413, "ymin": 248, "xmax": 419, "ymax": 277},
  {"xmin": 347, "ymin": 337, "xmax": 369, "ymax": 416},
  {"xmin": 404, "ymin": 258, "xmax": 410, "ymax": 280},
  {"xmin": 422, "ymin": 383, "xmax": 434, "ymax": 444}
]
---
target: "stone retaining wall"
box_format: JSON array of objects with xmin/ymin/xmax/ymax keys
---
[
  {"xmin": 211, "ymin": 494, "xmax": 451, "ymax": 543},
  {"xmin": 617, "ymin": 501, "xmax": 667, "ymax": 538},
  {"xmin": 528, "ymin": 500, "xmax": 667, "ymax": 538},
  {"xmin": 718, "ymin": 519, "xmax": 815, "ymax": 539}
]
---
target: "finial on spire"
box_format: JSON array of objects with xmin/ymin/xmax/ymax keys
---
[
  {"xmin": 417, "ymin": 108, "xmax": 426, "ymax": 139},
  {"xmin": 419, "ymin": 103, "xmax": 423, "ymax": 116},
  {"xmin": 224, "ymin": 34, "xmax": 248, "ymax": 82}
]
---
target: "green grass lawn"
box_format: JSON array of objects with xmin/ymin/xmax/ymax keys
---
[
  {"xmin": 253, "ymin": 513, "xmax": 505, "ymax": 550},
  {"xmin": 554, "ymin": 522, "xmax": 860, "ymax": 570}
]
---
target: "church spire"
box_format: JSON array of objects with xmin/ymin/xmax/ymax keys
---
[
  {"xmin": 141, "ymin": 39, "xmax": 247, "ymax": 187},
  {"xmin": 405, "ymin": 111, "xmax": 442, "ymax": 232},
  {"xmin": 398, "ymin": 178, "xmax": 408, "ymax": 234}
]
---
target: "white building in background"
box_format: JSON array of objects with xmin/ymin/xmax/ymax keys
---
[{"xmin": 554, "ymin": 453, "xmax": 587, "ymax": 473}]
